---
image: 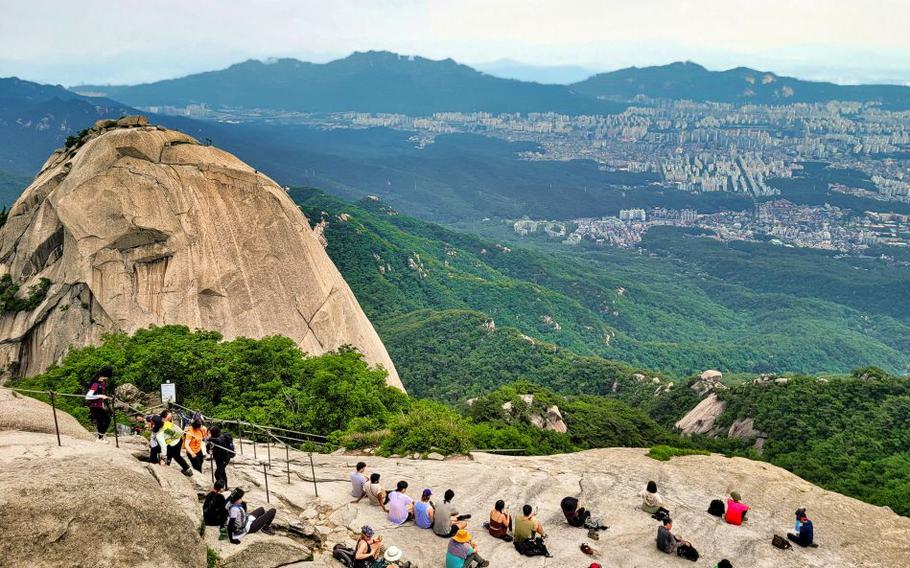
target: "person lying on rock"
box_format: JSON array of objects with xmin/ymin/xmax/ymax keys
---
[
  {"xmin": 513, "ymin": 504, "xmax": 552, "ymax": 557},
  {"xmin": 724, "ymin": 491, "xmax": 749, "ymax": 526},
  {"xmin": 415, "ymin": 488, "xmax": 436, "ymax": 529},
  {"xmin": 203, "ymin": 479, "xmax": 229, "ymax": 529},
  {"xmin": 656, "ymin": 517, "xmax": 698, "ymax": 559},
  {"xmin": 640, "ymin": 480, "xmax": 668, "ymax": 518},
  {"xmin": 433, "ymin": 489, "xmax": 470, "ymax": 538},
  {"xmin": 487, "ymin": 499, "xmax": 513, "ymax": 540},
  {"xmin": 156, "ymin": 409, "xmax": 193, "ymax": 477},
  {"xmin": 446, "ymin": 529, "xmax": 490, "ymax": 568},
  {"xmin": 787, "ymin": 511, "xmax": 816, "ymax": 547},
  {"xmin": 357, "ymin": 472, "xmax": 389, "ymax": 512},
  {"xmin": 226, "ymin": 488, "xmax": 277, "ymax": 544},
  {"xmin": 388, "ymin": 481, "xmax": 415, "ymax": 526}
]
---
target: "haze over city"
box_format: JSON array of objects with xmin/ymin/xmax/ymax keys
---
[{"xmin": 2, "ymin": 0, "xmax": 910, "ymax": 86}]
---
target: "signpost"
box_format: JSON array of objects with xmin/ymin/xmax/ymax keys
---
[{"xmin": 160, "ymin": 381, "xmax": 176, "ymax": 404}]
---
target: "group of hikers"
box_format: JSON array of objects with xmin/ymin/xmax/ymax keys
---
[
  {"xmin": 142, "ymin": 407, "xmax": 236, "ymax": 485},
  {"xmin": 202, "ymin": 481, "xmax": 278, "ymax": 544},
  {"xmin": 340, "ymin": 462, "xmax": 818, "ymax": 567}
]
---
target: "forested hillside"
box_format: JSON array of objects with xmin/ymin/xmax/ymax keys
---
[{"xmin": 293, "ymin": 189, "xmax": 910, "ymax": 379}]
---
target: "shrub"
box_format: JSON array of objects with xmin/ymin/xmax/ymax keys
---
[{"xmin": 647, "ymin": 445, "xmax": 710, "ymax": 461}]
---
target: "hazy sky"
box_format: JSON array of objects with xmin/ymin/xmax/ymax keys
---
[{"xmin": 2, "ymin": 0, "xmax": 909, "ymax": 86}]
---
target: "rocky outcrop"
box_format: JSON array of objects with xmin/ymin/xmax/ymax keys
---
[
  {"xmin": 0, "ymin": 387, "xmax": 93, "ymax": 440},
  {"xmin": 0, "ymin": 119, "xmax": 401, "ymax": 389},
  {"xmin": 675, "ymin": 392, "xmax": 726, "ymax": 435}
]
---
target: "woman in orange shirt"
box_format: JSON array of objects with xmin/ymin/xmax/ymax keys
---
[{"xmin": 183, "ymin": 414, "xmax": 209, "ymax": 473}]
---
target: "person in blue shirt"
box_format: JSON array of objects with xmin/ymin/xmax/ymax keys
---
[
  {"xmin": 414, "ymin": 488, "xmax": 435, "ymax": 529},
  {"xmin": 787, "ymin": 511, "xmax": 815, "ymax": 547}
]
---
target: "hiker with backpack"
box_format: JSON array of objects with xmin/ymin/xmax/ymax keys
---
[
  {"xmin": 446, "ymin": 529, "xmax": 490, "ymax": 568},
  {"xmin": 202, "ymin": 480, "xmax": 228, "ymax": 528},
  {"xmin": 724, "ymin": 491, "xmax": 749, "ymax": 526},
  {"xmin": 486, "ymin": 499, "xmax": 512, "ymax": 541},
  {"xmin": 640, "ymin": 480, "xmax": 669, "ymax": 519},
  {"xmin": 208, "ymin": 425, "xmax": 235, "ymax": 488},
  {"xmin": 156, "ymin": 409, "xmax": 193, "ymax": 477},
  {"xmin": 387, "ymin": 481, "xmax": 415, "ymax": 526},
  {"xmin": 84, "ymin": 366, "xmax": 112, "ymax": 441},
  {"xmin": 356, "ymin": 472, "xmax": 389, "ymax": 512},
  {"xmin": 656, "ymin": 517, "xmax": 699, "ymax": 561},
  {"xmin": 414, "ymin": 488, "xmax": 435, "ymax": 529},
  {"xmin": 787, "ymin": 511, "xmax": 815, "ymax": 547},
  {"xmin": 183, "ymin": 413, "xmax": 209, "ymax": 473},
  {"xmin": 226, "ymin": 488, "xmax": 277, "ymax": 544},
  {"xmin": 433, "ymin": 489, "xmax": 469, "ymax": 538},
  {"xmin": 513, "ymin": 504, "xmax": 551, "ymax": 557}
]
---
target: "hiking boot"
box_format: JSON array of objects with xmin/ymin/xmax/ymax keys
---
[
  {"xmin": 477, "ymin": 562, "xmax": 490, "ymax": 568},
  {"xmin": 181, "ymin": 468, "xmax": 193, "ymax": 477},
  {"xmin": 588, "ymin": 528, "xmax": 600, "ymax": 540}
]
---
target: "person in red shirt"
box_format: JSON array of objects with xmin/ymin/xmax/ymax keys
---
[
  {"xmin": 724, "ymin": 491, "xmax": 750, "ymax": 525},
  {"xmin": 84, "ymin": 366, "xmax": 112, "ymax": 441}
]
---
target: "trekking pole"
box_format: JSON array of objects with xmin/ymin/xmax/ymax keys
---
[
  {"xmin": 110, "ymin": 399, "xmax": 119, "ymax": 448},
  {"xmin": 48, "ymin": 391, "xmax": 61, "ymax": 447},
  {"xmin": 285, "ymin": 444, "xmax": 291, "ymax": 484},
  {"xmin": 263, "ymin": 462, "xmax": 270, "ymax": 504},
  {"xmin": 309, "ymin": 452, "xmax": 318, "ymax": 497}
]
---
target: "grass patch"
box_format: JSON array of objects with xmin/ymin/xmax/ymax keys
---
[
  {"xmin": 206, "ymin": 547, "xmax": 220, "ymax": 568},
  {"xmin": 647, "ymin": 445, "xmax": 710, "ymax": 461}
]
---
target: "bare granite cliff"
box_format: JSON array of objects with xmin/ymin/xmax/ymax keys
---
[{"xmin": 0, "ymin": 117, "xmax": 401, "ymax": 388}]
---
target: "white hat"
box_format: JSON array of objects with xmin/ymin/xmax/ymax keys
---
[{"xmin": 384, "ymin": 545, "xmax": 403, "ymax": 562}]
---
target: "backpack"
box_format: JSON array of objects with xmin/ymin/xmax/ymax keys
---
[
  {"xmin": 514, "ymin": 538, "xmax": 549, "ymax": 557},
  {"xmin": 677, "ymin": 545, "xmax": 699, "ymax": 562},
  {"xmin": 772, "ymin": 534, "xmax": 793, "ymax": 550},
  {"xmin": 332, "ymin": 543, "xmax": 356, "ymax": 567},
  {"xmin": 707, "ymin": 499, "xmax": 726, "ymax": 517}
]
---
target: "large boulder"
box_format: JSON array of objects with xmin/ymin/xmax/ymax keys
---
[
  {"xmin": 0, "ymin": 387, "xmax": 93, "ymax": 440},
  {"xmin": 675, "ymin": 392, "xmax": 726, "ymax": 435},
  {"xmin": 0, "ymin": 430, "xmax": 206, "ymax": 567},
  {"xmin": 0, "ymin": 121, "xmax": 401, "ymax": 389}
]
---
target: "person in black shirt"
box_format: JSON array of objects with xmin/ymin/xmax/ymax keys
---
[
  {"xmin": 203, "ymin": 480, "xmax": 228, "ymax": 528},
  {"xmin": 208, "ymin": 426, "xmax": 235, "ymax": 488}
]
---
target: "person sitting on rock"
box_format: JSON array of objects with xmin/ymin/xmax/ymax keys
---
[
  {"xmin": 513, "ymin": 504, "xmax": 551, "ymax": 557},
  {"xmin": 434, "ymin": 489, "xmax": 469, "ymax": 538},
  {"xmin": 356, "ymin": 472, "xmax": 389, "ymax": 512},
  {"xmin": 351, "ymin": 461, "xmax": 368, "ymax": 499},
  {"xmin": 354, "ymin": 525, "xmax": 383, "ymax": 568},
  {"xmin": 183, "ymin": 413, "xmax": 208, "ymax": 473},
  {"xmin": 561, "ymin": 496, "xmax": 590, "ymax": 527},
  {"xmin": 656, "ymin": 517, "xmax": 697, "ymax": 559},
  {"xmin": 787, "ymin": 511, "xmax": 815, "ymax": 547},
  {"xmin": 640, "ymin": 481, "xmax": 668, "ymax": 517},
  {"xmin": 226, "ymin": 488, "xmax": 277, "ymax": 544},
  {"xmin": 373, "ymin": 545, "xmax": 410, "ymax": 568},
  {"xmin": 156, "ymin": 409, "xmax": 193, "ymax": 477},
  {"xmin": 387, "ymin": 481, "xmax": 415, "ymax": 526},
  {"xmin": 202, "ymin": 479, "xmax": 228, "ymax": 528},
  {"xmin": 487, "ymin": 499, "xmax": 512, "ymax": 540},
  {"xmin": 446, "ymin": 529, "xmax": 490, "ymax": 568},
  {"xmin": 724, "ymin": 491, "xmax": 749, "ymax": 526},
  {"xmin": 415, "ymin": 488, "xmax": 435, "ymax": 529}
]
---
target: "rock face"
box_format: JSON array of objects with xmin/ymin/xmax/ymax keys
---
[
  {"xmin": 0, "ymin": 119, "xmax": 401, "ymax": 388},
  {"xmin": 0, "ymin": 387, "xmax": 93, "ymax": 440},
  {"xmin": 675, "ymin": 392, "xmax": 727, "ymax": 435}
]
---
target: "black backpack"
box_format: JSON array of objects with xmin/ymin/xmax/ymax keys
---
[
  {"xmin": 678, "ymin": 545, "xmax": 700, "ymax": 562},
  {"xmin": 772, "ymin": 534, "xmax": 793, "ymax": 550},
  {"xmin": 514, "ymin": 538, "xmax": 549, "ymax": 557},
  {"xmin": 707, "ymin": 499, "xmax": 725, "ymax": 517},
  {"xmin": 332, "ymin": 544, "xmax": 356, "ymax": 567}
]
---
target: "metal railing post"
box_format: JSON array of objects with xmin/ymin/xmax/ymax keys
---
[
  {"xmin": 110, "ymin": 399, "xmax": 119, "ymax": 448},
  {"xmin": 263, "ymin": 463, "xmax": 270, "ymax": 503},
  {"xmin": 237, "ymin": 419, "xmax": 243, "ymax": 455},
  {"xmin": 266, "ymin": 438, "xmax": 271, "ymax": 469},
  {"xmin": 48, "ymin": 391, "xmax": 61, "ymax": 447},
  {"xmin": 309, "ymin": 452, "xmax": 318, "ymax": 497},
  {"xmin": 210, "ymin": 452, "xmax": 215, "ymax": 485},
  {"xmin": 252, "ymin": 437, "xmax": 257, "ymax": 460},
  {"xmin": 285, "ymin": 444, "xmax": 291, "ymax": 484}
]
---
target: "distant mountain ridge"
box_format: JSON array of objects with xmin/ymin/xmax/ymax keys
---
[
  {"xmin": 73, "ymin": 51, "xmax": 621, "ymax": 115},
  {"xmin": 572, "ymin": 61, "xmax": 910, "ymax": 106}
]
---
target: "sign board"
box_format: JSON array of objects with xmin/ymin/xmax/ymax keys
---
[{"xmin": 160, "ymin": 382, "xmax": 176, "ymax": 403}]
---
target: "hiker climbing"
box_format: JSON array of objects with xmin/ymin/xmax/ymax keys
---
[
  {"xmin": 183, "ymin": 413, "xmax": 208, "ymax": 473},
  {"xmin": 84, "ymin": 366, "xmax": 112, "ymax": 441},
  {"xmin": 226, "ymin": 488, "xmax": 277, "ymax": 544},
  {"xmin": 156, "ymin": 409, "xmax": 193, "ymax": 477},
  {"xmin": 208, "ymin": 425, "xmax": 234, "ymax": 488}
]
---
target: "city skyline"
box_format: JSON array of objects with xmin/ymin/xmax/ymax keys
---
[{"xmin": 2, "ymin": 0, "xmax": 910, "ymax": 86}]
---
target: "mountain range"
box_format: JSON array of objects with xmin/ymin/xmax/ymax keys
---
[{"xmin": 72, "ymin": 52, "xmax": 910, "ymax": 113}]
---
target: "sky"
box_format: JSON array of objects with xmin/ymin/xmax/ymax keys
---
[{"xmin": 1, "ymin": 0, "xmax": 909, "ymax": 86}]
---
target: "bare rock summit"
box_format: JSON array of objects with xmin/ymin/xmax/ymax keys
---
[{"xmin": 0, "ymin": 118, "xmax": 401, "ymax": 388}]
